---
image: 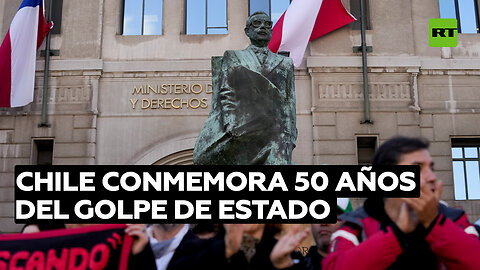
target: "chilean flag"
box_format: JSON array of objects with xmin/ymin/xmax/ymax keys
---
[
  {"xmin": 0, "ymin": 0, "xmax": 52, "ymax": 108},
  {"xmin": 269, "ymin": 0, "xmax": 356, "ymax": 67}
]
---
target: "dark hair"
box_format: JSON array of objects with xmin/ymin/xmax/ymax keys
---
[
  {"xmin": 152, "ymin": 224, "xmax": 182, "ymax": 232},
  {"xmin": 371, "ymin": 136, "xmax": 429, "ymax": 166},
  {"xmin": 264, "ymin": 224, "xmax": 282, "ymax": 236},
  {"xmin": 246, "ymin": 11, "xmax": 270, "ymax": 28},
  {"xmin": 191, "ymin": 223, "xmax": 224, "ymax": 236}
]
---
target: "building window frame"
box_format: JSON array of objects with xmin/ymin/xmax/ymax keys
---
[
  {"xmin": 248, "ymin": 0, "xmax": 292, "ymax": 26},
  {"xmin": 439, "ymin": 0, "xmax": 480, "ymax": 33},
  {"xmin": 122, "ymin": 0, "xmax": 164, "ymax": 35},
  {"xmin": 356, "ymin": 135, "xmax": 378, "ymax": 165},
  {"xmin": 451, "ymin": 138, "xmax": 480, "ymax": 200},
  {"xmin": 185, "ymin": 0, "xmax": 228, "ymax": 35},
  {"xmin": 31, "ymin": 138, "xmax": 54, "ymax": 165},
  {"xmin": 45, "ymin": 0, "xmax": 63, "ymax": 35},
  {"xmin": 349, "ymin": 0, "xmax": 371, "ymax": 30}
]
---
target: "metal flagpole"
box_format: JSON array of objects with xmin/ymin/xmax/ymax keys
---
[
  {"xmin": 360, "ymin": 0, "xmax": 372, "ymax": 124},
  {"xmin": 39, "ymin": 0, "xmax": 52, "ymax": 127}
]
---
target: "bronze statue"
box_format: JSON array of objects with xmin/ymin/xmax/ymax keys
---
[{"xmin": 194, "ymin": 11, "xmax": 296, "ymax": 165}]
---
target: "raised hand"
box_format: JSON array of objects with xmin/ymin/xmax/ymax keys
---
[
  {"xmin": 270, "ymin": 225, "xmax": 310, "ymax": 269},
  {"xmin": 224, "ymin": 224, "xmax": 245, "ymax": 259},
  {"xmin": 125, "ymin": 224, "xmax": 149, "ymax": 255},
  {"xmin": 395, "ymin": 202, "xmax": 418, "ymax": 234},
  {"xmin": 402, "ymin": 180, "xmax": 443, "ymax": 228}
]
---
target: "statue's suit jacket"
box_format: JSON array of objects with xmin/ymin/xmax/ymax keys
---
[{"xmin": 193, "ymin": 46, "xmax": 297, "ymax": 165}]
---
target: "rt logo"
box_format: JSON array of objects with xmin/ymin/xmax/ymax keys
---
[{"xmin": 429, "ymin": 18, "xmax": 457, "ymax": 47}]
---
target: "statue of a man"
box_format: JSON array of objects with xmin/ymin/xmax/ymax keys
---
[{"xmin": 194, "ymin": 11, "xmax": 296, "ymax": 165}]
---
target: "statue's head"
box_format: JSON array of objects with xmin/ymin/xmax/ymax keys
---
[{"xmin": 245, "ymin": 11, "xmax": 273, "ymax": 47}]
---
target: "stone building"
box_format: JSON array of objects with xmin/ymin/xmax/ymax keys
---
[{"xmin": 0, "ymin": 0, "xmax": 479, "ymax": 233}]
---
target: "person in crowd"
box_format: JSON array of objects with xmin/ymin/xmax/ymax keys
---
[
  {"xmin": 323, "ymin": 136, "xmax": 480, "ymax": 269},
  {"xmin": 146, "ymin": 224, "xmax": 193, "ymax": 270},
  {"xmin": 22, "ymin": 223, "xmax": 156, "ymax": 270},
  {"xmin": 191, "ymin": 223, "xmax": 225, "ymax": 239},
  {"xmin": 166, "ymin": 224, "xmax": 223, "ymax": 270},
  {"xmin": 125, "ymin": 224, "xmax": 157, "ymax": 269},
  {"xmin": 306, "ymin": 198, "xmax": 353, "ymax": 270},
  {"xmin": 166, "ymin": 224, "xmax": 313, "ymax": 270},
  {"xmin": 222, "ymin": 224, "xmax": 312, "ymax": 270},
  {"xmin": 475, "ymin": 218, "xmax": 480, "ymax": 235}
]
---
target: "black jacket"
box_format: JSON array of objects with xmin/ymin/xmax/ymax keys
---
[
  {"xmin": 168, "ymin": 230, "xmax": 313, "ymax": 270},
  {"xmin": 304, "ymin": 246, "xmax": 323, "ymax": 270}
]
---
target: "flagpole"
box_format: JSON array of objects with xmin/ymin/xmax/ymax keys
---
[
  {"xmin": 39, "ymin": 0, "xmax": 52, "ymax": 127},
  {"xmin": 360, "ymin": 0, "xmax": 372, "ymax": 124}
]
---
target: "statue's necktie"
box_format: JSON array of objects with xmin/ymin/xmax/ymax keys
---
[{"xmin": 254, "ymin": 48, "xmax": 268, "ymax": 64}]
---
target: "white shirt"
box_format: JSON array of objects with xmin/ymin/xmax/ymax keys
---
[{"xmin": 148, "ymin": 224, "xmax": 190, "ymax": 270}]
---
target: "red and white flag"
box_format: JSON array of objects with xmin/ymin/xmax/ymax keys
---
[
  {"xmin": 269, "ymin": 0, "xmax": 356, "ymax": 67},
  {"xmin": 0, "ymin": 0, "xmax": 52, "ymax": 108}
]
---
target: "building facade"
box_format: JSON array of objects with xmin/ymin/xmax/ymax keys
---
[{"xmin": 0, "ymin": 0, "xmax": 480, "ymax": 232}]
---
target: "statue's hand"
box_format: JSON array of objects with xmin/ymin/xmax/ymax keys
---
[
  {"xmin": 226, "ymin": 126, "xmax": 242, "ymax": 138},
  {"xmin": 224, "ymin": 118, "xmax": 246, "ymax": 137},
  {"xmin": 226, "ymin": 118, "xmax": 268, "ymax": 138},
  {"xmin": 224, "ymin": 122, "xmax": 234, "ymax": 135}
]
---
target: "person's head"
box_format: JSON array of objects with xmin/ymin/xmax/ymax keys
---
[
  {"xmin": 245, "ymin": 11, "xmax": 273, "ymax": 47},
  {"xmin": 236, "ymin": 224, "xmax": 281, "ymax": 239},
  {"xmin": 150, "ymin": 224, "xmax": 184, "ymax": 241},
  {"xmin": 311, "ymin": 221, "xmax": 341, "ymax": 254},
  {"xmin": 152, "ymin": 224, "xmax": 181, "ymax": 231},
  {"xmin": 242, "ymin": 224, "xmax": 266, "ymax": 239},
  {"xmin": 372, "ymin": 136, "xmax": 437, "ymax": 192},
  {"xmin": 21, "ymin": 224, "xmax": 40, "ymax": 233},
  {"xmin": 192, "ymin": 223, "xmax": 224, "ymax": 239},
  {"xmin": 311, "ymin": 198, "xmax": 352, "ymax": 254}
]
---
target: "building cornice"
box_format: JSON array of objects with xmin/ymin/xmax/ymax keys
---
[{"xmin": 34, "ymin": 57, "xmax": 480, "ymax": 74}]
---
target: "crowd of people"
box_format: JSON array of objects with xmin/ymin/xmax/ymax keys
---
[{"xmin": 18, "ymin": 137, "xmax": 480, "ymax": 269}]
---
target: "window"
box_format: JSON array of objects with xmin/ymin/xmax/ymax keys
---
[
  {"xmin": 186, "ymin": 0, "xmax": 227, "ymax": 35},
  {"xmin": 451, "ymin": 139, "xmax": 480, "ymax": 200},
  {"xmin": 439, "ymin": 0, "xmax": 480, "ymax": 33},
  {"xmin": 349, "ymin": 0, "xmax": 371, "ymax": 30},
  {"xmin": 32, "ymin": 139, "xmax": 54, "ymax": 165},
  {"xmin": 123, "ymin": 0, "xmax": 163, "ymax": 35},
  {"xmin": 45, "ymin": 0, "xmax": 63, "ymax": 34},
  {"xmin": 249, "ymin": 0, "xmax": 291, "ymax": 26},
  {"xmin": 357, "ymin": 136, "xmax": 377, "ymax": 165}
]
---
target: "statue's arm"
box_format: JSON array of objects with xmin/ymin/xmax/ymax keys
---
[
  {"xmin": 219, "ymin": 51, "xmax": 237, "ymax": 133},
  {"xmin": 287, "ymin": 58, "xmax": 298, "ymax": 143}
]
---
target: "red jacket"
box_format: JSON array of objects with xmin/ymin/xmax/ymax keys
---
[{"xmin": 323, "ymin": 199, "xmax": 480, "ymax": 270}]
